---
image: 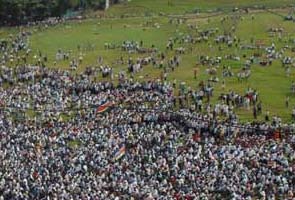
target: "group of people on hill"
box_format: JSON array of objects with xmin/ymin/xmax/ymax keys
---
[{"xmin": 0, "ymin": 66, "xmax": 294, "ymax": 199}]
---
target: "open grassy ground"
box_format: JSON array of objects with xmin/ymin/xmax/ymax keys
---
[
  {"xmin": 1, "ymin": 1, "xmax": 295, "ymax": 122},
  {"xmin": 106, "ymin": 0, "xmax": 295, "ymax": 16}
]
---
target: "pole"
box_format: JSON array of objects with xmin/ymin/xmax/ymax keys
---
[
  {"xmin": 105, "ymin": 0, "xmax": 110, "ymax": 10},
  {"xmin": 33, "ymin": 70, "xmax": 37, "ymax": 134}
]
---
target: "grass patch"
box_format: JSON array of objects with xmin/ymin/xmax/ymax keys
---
[
  {"xmin": 107, "ymin": 0, "xmax": 295, "ymax": 15},
  {"xmin": 68, "ymin": 139, "xmax": 81, "ymax": 148}
]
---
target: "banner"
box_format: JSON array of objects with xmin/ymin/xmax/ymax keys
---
[
  {"xmin": 114, "ymin": 145, "xmax": 126, "ymax": 161},
  {"xmin": 97, "ymin": 101, "xmax": 113, "ymax": 113}
]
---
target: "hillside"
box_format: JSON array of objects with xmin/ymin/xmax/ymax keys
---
[{"xmin": 107, "ymin": 0, "xmax": 295, "ymax": 16}]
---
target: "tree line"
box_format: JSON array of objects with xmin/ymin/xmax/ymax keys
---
[{"xmin": 0, "ymin": 0, "xmax": 120, "ymax": 26}]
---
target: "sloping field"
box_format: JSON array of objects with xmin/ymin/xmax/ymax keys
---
[{"xmin": 107, "ymin": 0, "xmax": 295, "ymax": 16}]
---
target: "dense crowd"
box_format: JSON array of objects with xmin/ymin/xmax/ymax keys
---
[
  {"xmin": 0, "ymin": 66, "xmax": 294, "ymax": 200},
  {"xmin": 0, "ymin": 12, "xmax": 295, "ymax": 199}
]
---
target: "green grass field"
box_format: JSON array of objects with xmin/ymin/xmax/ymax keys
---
[
  {"xmin": 1, "ymin": 1, "xmax": 295, "ymax": 122},
  {"xmin": 106, "ymin": 0, "xmax": 295, "ymax": 16}
]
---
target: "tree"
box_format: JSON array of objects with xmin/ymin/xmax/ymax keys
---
[{"xmin": 0, "ymin": 0, "xmax": 122, "ymax": 26}]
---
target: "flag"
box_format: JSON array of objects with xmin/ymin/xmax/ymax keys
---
[
  {"xmin": 273, "ymin": 131, "xmax": 280, "ymax": 140},
  {"xmin": 192, "ymin": 133, "xmax": 201, "ymax": 142},
  {"xmin": 114, "ymin": 145, "xmax": 126, "ymax": 161},
  {"xmin": 96, "ymin": 101, "xmax": 112, "ymax": 113}
]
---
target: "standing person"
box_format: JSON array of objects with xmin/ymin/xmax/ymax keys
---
[
  {"xmin": 265, "ymin": 110, "xmax": 270, "ymax": 121},
  {"xmin": 173, "ymin": 79, "xmax": 177, "ymax": 88},
  {"xmin": 285, "ymin": 96, "xmax": 289, "ymax": 108},
  {"xmin": 286, "ymin": 66, "xmax": 290, "ymax": 77},
  {"xmin": 292, "ymin": 107, "xmax": 295, "ymax": 120},
  {"xmin": 194, "ymin": 68, "xmax": 197, "ymax": 79},
  {"xmin": 245, "ymin": 97, "xmax": 250, "ymax": 110},
  {"xmin": 160, "ymin": 72, "xmax": 164, "ymax": 82},
  {"xmin": 257, "ymin": 101, "xmax": 262, "ymax": 115},
  {"xmin": 253, "ymin": 105, "xmax": 257, "ymax": 119},
  {"xmin": 221, "ymin": 80, "xmax": 225, "ymax": 90},
  {"xmin": 79, "ymin": 53, "xmax": 83, "ymax": 65},
  {"xmin": 164, "ymin": 72, "xmax": 167, "ymax": 81}
]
